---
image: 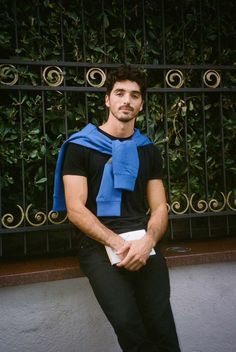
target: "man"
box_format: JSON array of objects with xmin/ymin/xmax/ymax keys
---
[{"xmin": 53, "ymin": 65, "xmax": 181, "ymax": 352}]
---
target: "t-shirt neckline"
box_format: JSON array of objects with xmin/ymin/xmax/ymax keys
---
[{"xmin": 97, "ymin": 126, "xmax": 134, "ymax": 141}]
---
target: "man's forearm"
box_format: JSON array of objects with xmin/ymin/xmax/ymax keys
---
[
  {"xmin": 67, "ymin": 204, "xmax": 124, "ymax": 250},
  {"xmin": 146, "ymin": 204, "xmax": 168, "ymax": 246}
]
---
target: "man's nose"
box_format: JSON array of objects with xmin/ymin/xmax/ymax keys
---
[{"xmin": 123, "ymin": 93, "xmax": 131, "ymax": 105}]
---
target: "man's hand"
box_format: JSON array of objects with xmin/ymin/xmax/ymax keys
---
[{"xmin": 116, "ymin": 234, "xmax": 154, "ymax": 271}]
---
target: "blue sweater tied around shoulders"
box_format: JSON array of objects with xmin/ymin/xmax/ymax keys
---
[{"xmin": 53, "ymin": 123, "xmax": 152, "ymax": 216}]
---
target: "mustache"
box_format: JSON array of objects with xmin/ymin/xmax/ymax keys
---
[{"xmin": 119, "ymin": 105, "xmax": 134, "ymax": 111}]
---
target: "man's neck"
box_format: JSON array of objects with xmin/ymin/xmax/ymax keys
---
[{"xmin": 100, "ymin": 119, "xmax": 135, "ymax": 139}]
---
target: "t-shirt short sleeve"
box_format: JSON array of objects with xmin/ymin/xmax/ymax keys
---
[
  {"xmin": 149, "ymin": 144, "xmax": 163, "ymax": 180},
  {"xmin": 62, "ymin": 143, "xmax": 87, "ymax": 176}
]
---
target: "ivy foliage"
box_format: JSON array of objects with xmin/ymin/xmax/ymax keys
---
[{"xmin": 0, "ymin": 0, "xmax": 235, "ymax": 213}]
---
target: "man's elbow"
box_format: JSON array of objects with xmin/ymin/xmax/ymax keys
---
[
  {"xmin": 65, "ymin": 201, "xmax": 86, "ymax": 224},
  {"xmin": 65, "ymin": 204, "xmax": 78, "ymax": 224}
]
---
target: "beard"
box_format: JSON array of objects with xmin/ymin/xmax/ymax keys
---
[{"xmin": 111, "ymin": 107, "xmax": 137, "ymax": 123}]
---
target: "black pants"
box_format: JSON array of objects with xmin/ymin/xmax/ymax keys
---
[{"xmin": 78, "ymin": 236, "xmax": 181, "ymax": 352}]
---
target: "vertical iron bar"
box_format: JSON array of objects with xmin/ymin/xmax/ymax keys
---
[
  {"xmin": 41, "ymin": 92, "xmax": 48, "ymax": 216},
  {"xmin": 81, "ymin": 0, "xmax": 88, "ymax": 123},
  {"xmin": 13, "ymin": 0, "xmax": 18, "ymax": 50},
  {"xmin": 0, "ymin": 237, "xmax": 2, "ymax": 257},
  {"xmin": 37, "ymin": 2, "xmax": 50, "ymax": 253},
  {"xmin": 183, "ymin": 92, "xmax": 192, "ymax": 239},
  {"xmin": 217, "ymin": 0, "xmax": 225, "ymax": 236},
  {"xmin": 0, "ymin": 167, "xmax": 2, "ymax": 228},
  {"xmin": 217, "ymin": 0, "xmax": 221, "ymax": 64},
  {"xmin": 41, "ymin": 91, "xmax": 50, "ymax": 253},
  {"xmin": 200, "ymin": 0, "xmax": 211, "ymax": 237},
  {"xmin": 182, "ymin": 1, "xmax": 192, "ymax": 239},
  {"xmin": 60, "ymin": 7, "xmax": 71, "ymax": 248},
  {"xmin": 81, "ymin": 0, "xmax": 86, "ymax": 62},
  {"xmin": 122, "ymin": 0, "xmax": 127, "ymax": 63},
  {"xmin": 219, "ymin": 93, "xmax": 229, "ymax": 235},
  {"xmin": 199, "ymin": 0, "xmax": 203, "ymax": 64},
  {"xmin": 60, "ymin": 8, "xmax": 65, "ymax": 62},
  {"xmin": 201, "ymin": 93, "xmax": 211, "ymax": 237},
  {"xmin": 142, "ymin": 0, "xmax": 149, "ymax": 135},
  {"xmin": 141, "ymin": 0, "xmax": 147, "ymax": 65},
  {"xmin": 101, "ymin": 0, "xmax": 107, "ymax": 63},
  {"xmin": 36, "ymin": 2, "xmax": 42, "ymax": 58},
  {"xmin": 0, "ymin": 151, "xmax": 1, "ymax": 256},
  {"xmin": 0, "ymin": 88, "xmax": 1, "ymax": 256},
  {"xmin": 161, "ymin": 0, "xmax": 166, "ymax": 65},
  {"xmin": 61, "ymin": 8, "xmax": 68, "ymax": 138},
  {"xmin": 161, "ymin": 0, "xmax": 173, "ymax": 239},
  {"xmin": 217, "ymin": 1, "xmax": 228, "ymax": 236},
  {"xmin": 0, "ymin": 160, "xmax": 2, "ymax": 254},
  {"xmin": 18, "ymin": 90, "xmax": 27, "ymax": 254}
]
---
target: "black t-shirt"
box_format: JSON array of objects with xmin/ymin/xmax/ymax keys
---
[{"xmin": 62, "ymin": 128, "xmax": 163, "ymax": 233}]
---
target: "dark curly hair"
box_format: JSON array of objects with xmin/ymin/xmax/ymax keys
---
[{"xmin": 105, "ymin": 64, "xmax": 147, "ymax": 100}]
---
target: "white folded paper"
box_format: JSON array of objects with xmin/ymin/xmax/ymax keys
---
[{"xmin": 105, "ymin": 229, "xmax": 156, "ymax": 265}]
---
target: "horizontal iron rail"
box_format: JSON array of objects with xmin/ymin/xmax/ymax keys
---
[
  {"xmin": 0, "ymin": 59, "xmax": 235, "ymax": 70},
  {"xmin": 0, "ymin": 86, "xmax": 235, "ymax": 93},
  {"xmin": 0, "ymin": 211, "xmax": 235, "ymax": 235},
  {"xmin": 169, "ymin": 210, "xmax": 236, "ymax": 220},
  {"xmin": 0, "ymin": 223, "xmax": 73, "ymax": 235}
]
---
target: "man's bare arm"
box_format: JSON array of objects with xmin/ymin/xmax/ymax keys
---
[
  {"xmin": 145, "ymin": 178, "xmax": 169, "ymax": 245},
  {"xmin": 117, "ymin": 179, "xmax": 168, "ymax": 270},
  {"xmin": 63, "ymin": 175, "xmax": 125, "ymax": 251}
]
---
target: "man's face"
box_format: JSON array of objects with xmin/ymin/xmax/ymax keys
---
[{"xmin": 105, "ymin": 80, "xmax": 143, "ymax": 123}]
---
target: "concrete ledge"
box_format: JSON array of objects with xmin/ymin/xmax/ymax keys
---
[
  {"xmin": 162, "ymin": 237, "xmax": 236, "ymax": 267},
  {"xmin": 0, "ymin": 237, "xmax": 236, "ymax": 288}
]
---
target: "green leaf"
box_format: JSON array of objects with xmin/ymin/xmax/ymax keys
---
[
  {"xmin": 35, "ymin": 177, "xmax": 47, "ymax": 184},
  {"xmin": 204, "ymin": 104, "xmax": 212, "ymax": 110}
]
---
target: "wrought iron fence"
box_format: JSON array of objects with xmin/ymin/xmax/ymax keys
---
[{"xmin": 0, "ymin": 0, "xmax": 235, "ymax": 259}]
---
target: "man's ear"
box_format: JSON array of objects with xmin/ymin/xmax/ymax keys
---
[
  {"xmin": 105, "ymin": 95, "xmax": 110, "ymax": 108},
  {"xmin": 139, "ymin": 102, "xmax": 144, "ymax": 111}
]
